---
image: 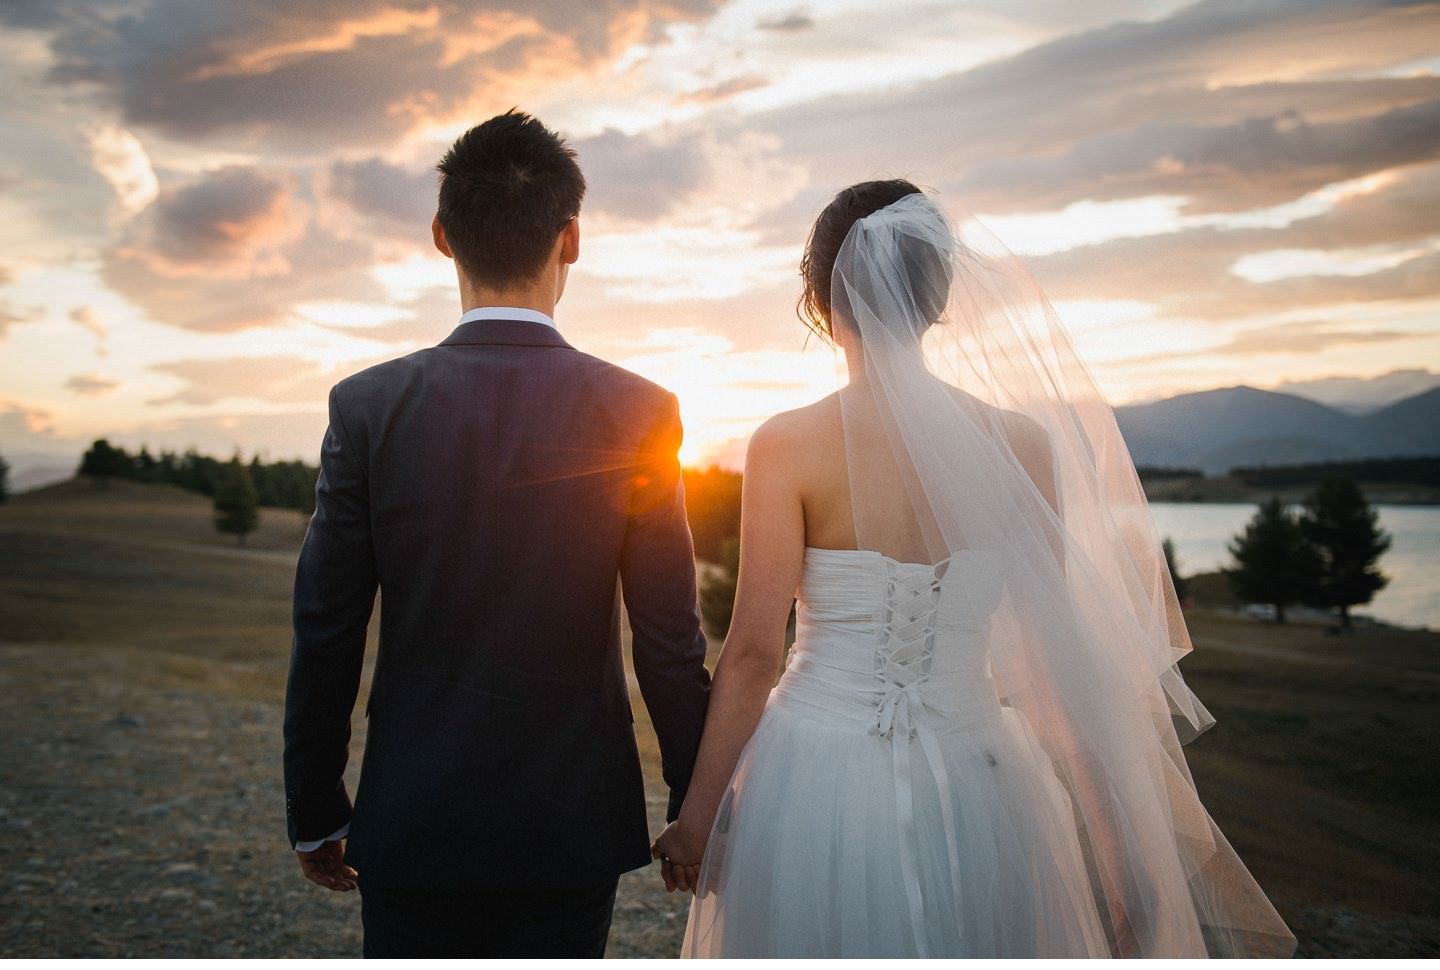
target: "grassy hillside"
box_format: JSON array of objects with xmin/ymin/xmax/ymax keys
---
[{"xmin": 1, "ymin": 480, "xmax": 1436, "ymax": 956}]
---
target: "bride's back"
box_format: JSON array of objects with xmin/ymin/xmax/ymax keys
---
[{"xmin": 778, "ymin": 385, "xmax": 1052, "ymax": 567}]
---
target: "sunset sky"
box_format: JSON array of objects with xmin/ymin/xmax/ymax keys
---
[{"xmin": 2, "ymin": 0, "xmax": 1439, "ymax": 479}]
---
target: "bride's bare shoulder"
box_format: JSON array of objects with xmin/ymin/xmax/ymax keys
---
[{"xmin": 746, "ymin": 393, "xmax": 843, "ymax": 469}]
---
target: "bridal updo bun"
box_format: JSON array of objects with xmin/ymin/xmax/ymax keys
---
[{"xmin": 798, "ymin": 179, "xmax": 950, "ymax": 344}]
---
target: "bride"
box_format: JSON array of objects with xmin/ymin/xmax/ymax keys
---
[{"xmin": 651, "ymin": 180, "xmax": 1297, "ymax": 957}]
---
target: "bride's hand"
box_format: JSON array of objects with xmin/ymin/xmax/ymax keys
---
[{"xmin": 651, "ymin": 820, "xmax": 705, "ymax": 893}]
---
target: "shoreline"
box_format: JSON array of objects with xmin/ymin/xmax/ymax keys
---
[{"xmin": 1182, "ymin": 570, "xmax": 1434, "ymax": 635}]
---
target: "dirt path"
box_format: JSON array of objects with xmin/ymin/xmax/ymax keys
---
[{"xmin": 0, "ymin": 641, "xmax": 690, "ymax": 958}]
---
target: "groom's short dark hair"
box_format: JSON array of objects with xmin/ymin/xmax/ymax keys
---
[{"xmin": 436, "ymin": 109, "xmax": 586, "ymax": 289}]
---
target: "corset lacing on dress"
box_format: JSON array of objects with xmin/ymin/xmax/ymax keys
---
[
  {"xmin": 772, "ymin": 547, "xmax": 1011, "ymax": 957},
  {"xmin": 871, "ymin": 555, "xmax": 965, "ymax": 956}
]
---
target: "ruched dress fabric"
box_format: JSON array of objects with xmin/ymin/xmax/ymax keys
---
[{"xmin": 681, "ymin": 547, "xmax": 1112, "ymax": 958}]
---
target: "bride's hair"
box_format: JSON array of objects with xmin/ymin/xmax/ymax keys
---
[{"xmin": 799, "ymin": 178, "xmax": 948, "ymax": 343}]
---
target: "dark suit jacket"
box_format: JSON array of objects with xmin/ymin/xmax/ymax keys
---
[{"xmin": 283, "ymin": 316, "xmax": 711, "ymax": 892}]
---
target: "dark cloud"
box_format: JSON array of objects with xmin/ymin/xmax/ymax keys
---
[
  {"xmin": 324, "ymin": 127, "xmax": 724, "ymax": 242},
  {"xmin": 11, "ymin": 0, "xmax": 724, "ymax": 156},
  {"xmin": 136, "ymin": 166, "xmax": 298, "ymax": 269},
  {"xmin": 65, "ymin": 374, "xmax": 120, "ymax": 396},
  {"xmin": 1212, "ymin": 248, "xmax": 1440, "ymax": 319},
  {"xmin": 103, "ymin": 164, "xmax": 384, "ymax": 332},
  {"xmin": 1151, "ymin": 74, "xmax": 1440, "ymax": 128},
  {"xmin": 958, "ymin": 98, "xmax": 1440, "ymax": 214},
  {"xmin": 572, "ymin": 128, "xmax": 711, "ymax": 221},
  {"xmin": 0, "ymin": 0, "xmax": 63, "ymax": 29},
  {"xmin": 1030, "ymin": 228, "xmax": 1440, "ymax": 322},
  {"xmin": 747, "ymin": 0, "xmax": 1440, "ymax": 234},
  {"xmin": 1024, "ymin": 160, "xmax": 1440, "ymax": 319},
  {"xmin": 1275, "ymin": 160, "xmax": 1440, "ymax": 248},
  {"xmin": 104, "ymin": 220, "xmax": 382, "ymax": 332},
  {"xmin": 328, "ymin": 157, "xmax": 437, "ymax": 237},
  {"xmin": 757, "ymin": 12, "xmax": 814, "ymax": 32}
]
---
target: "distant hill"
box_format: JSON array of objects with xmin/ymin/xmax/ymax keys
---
[
  {"xmin": 1270, "ymin": 368, "xmax": 1440, "ymax": 414},
  {"xmin": 8, "ymin": 461, "xmax": 74, "ymax": 494},
  {"xmin": 1364, "ymin": 386, "xmax": 1440, "ymax": 455},
  {"xmin": 1114, "ymin": 385, "xmax": 1439, "ymax": 474}
]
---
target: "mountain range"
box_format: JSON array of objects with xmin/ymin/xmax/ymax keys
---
[
  {"xmin": 1268, "ymin": 368, "xmax": 1440, "ymax": 414},
  {"xmin": 1113, "ymin": 385, "xmax": 1440, "ymax": 474}
]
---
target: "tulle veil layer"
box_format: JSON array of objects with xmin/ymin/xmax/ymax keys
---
[{"xmin": 826, "ymin": 192, "xmax": 1295, "ymax": 957}]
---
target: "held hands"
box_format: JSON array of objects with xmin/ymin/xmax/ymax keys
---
[
  {"xmin": 295, "ymin": 839, "xmax": 358, "ymax": 892},
  {"xmin": 651, "ymin": 820, "xmax": 706, "ymax": 894}
]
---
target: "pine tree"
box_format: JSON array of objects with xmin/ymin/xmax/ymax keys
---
[
  {"xmin": 1225, "ymin": 497, "xmax": 1319, "ymax": 624},
  {"xmin": 135, "ymin": 446, "xmax": 158, "ymax": 482},
  {"xmin": 0, "ymin": 452, "xmax": 9, "ymax": 504},
  {"xmin": 78, "ymin": 439, "xmax": 132, "ymax": 486},
  {"xmin": 1300, "ymin": 478, "xmax": 1390, "ymax": 631},
  {"xmin": 1162, "ymin": 536, "xmax": 1187, "ymax": 603},
  {"xmin": 213, "ymin": 456, "xmax": 260, "ymax": 545}
]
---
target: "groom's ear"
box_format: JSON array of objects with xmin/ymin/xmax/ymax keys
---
[
  {"xmin": 431, "ymin": 214, "xmax": 453, "ymax": 259},
  {"xmin": 559, "ymin": 217, "xmax": 580, "ymax": 265}
]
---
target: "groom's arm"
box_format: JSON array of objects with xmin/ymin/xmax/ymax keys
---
[
  {"xmin": 620, "ymin": 392, "xmax": 712, "ymax": 822},
  {"xmin": 284, "ymin": 383, "xmax": 379, "ymax": 850}
]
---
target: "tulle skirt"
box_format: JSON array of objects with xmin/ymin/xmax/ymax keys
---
[{"xmin": 681, "ymin": 685, "xmax": 1113, "ymax": 958}]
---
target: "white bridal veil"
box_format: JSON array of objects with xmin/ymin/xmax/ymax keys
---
[{"xmin": 831, "ymin": 193, "xmax": 1296, "ymax": 957}]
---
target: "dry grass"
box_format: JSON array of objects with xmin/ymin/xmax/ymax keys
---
[
  {"xmin": 1, "ymin": 479, "xmax": 1436, "ymax": 956},
  {"xmin": 1174, "ymin": 611, "xmax": 1440, "ymax": 954}
]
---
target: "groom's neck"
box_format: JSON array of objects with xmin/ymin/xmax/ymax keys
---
[{"xmin": 458, "ymin": 273, "xmax": 558, "ymax": 319}]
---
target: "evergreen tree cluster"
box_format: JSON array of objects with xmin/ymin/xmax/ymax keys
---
[
  {"xmin": 76, "ymin": 439, "xmax": 318, "ymax": 514},
  {"xmin": 1230, "ymin": 456, "xmax": 1440, "ymax": 489},
  {"xmin": 1226, "ymin": 478, "xmax": 1391, "ymax": 629},
  {"xmin": 1137, "ymin": 465, "xmax": 1205, "ymax": 482}
]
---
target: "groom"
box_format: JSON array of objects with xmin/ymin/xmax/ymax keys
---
[{"xmin": 283, "ymin": 109, "xmax": 711, "ymax": 957}]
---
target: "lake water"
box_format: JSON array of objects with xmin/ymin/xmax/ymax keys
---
[{"xmin": 1148, "ymin": 502, "xmax": 1438, "ymax": 631}]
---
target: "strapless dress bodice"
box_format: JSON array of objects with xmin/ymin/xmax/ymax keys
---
[{"xmin": 775, "ymin": 546, "xmax": 1007, "ymax": 737}]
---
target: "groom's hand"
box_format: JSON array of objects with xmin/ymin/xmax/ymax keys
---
[{"xmin": 295, "ymin": 839, "xmax": 358, "ymax": 892}]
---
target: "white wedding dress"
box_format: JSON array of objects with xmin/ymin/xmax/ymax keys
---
[{"xmin": 681, "ymin": 546, "xmax": 1111, "ymax": 958}]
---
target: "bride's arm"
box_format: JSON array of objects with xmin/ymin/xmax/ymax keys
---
[{"xmin": 652, "ymin": 417, "xmax": 806, "ymax": 889}]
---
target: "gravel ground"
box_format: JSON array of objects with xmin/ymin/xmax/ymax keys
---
[
  {"xmin": 0, "ymin": 642, "xmax": 691, "ymax": 959},
  {"xmin": 7, "ymin": 638, "xmax": 1439, "ymax": 958}
]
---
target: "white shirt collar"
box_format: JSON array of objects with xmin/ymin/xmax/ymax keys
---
[{"xmin": 458, "ymin": 306, "xmax": 557, "ymax": 330}]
